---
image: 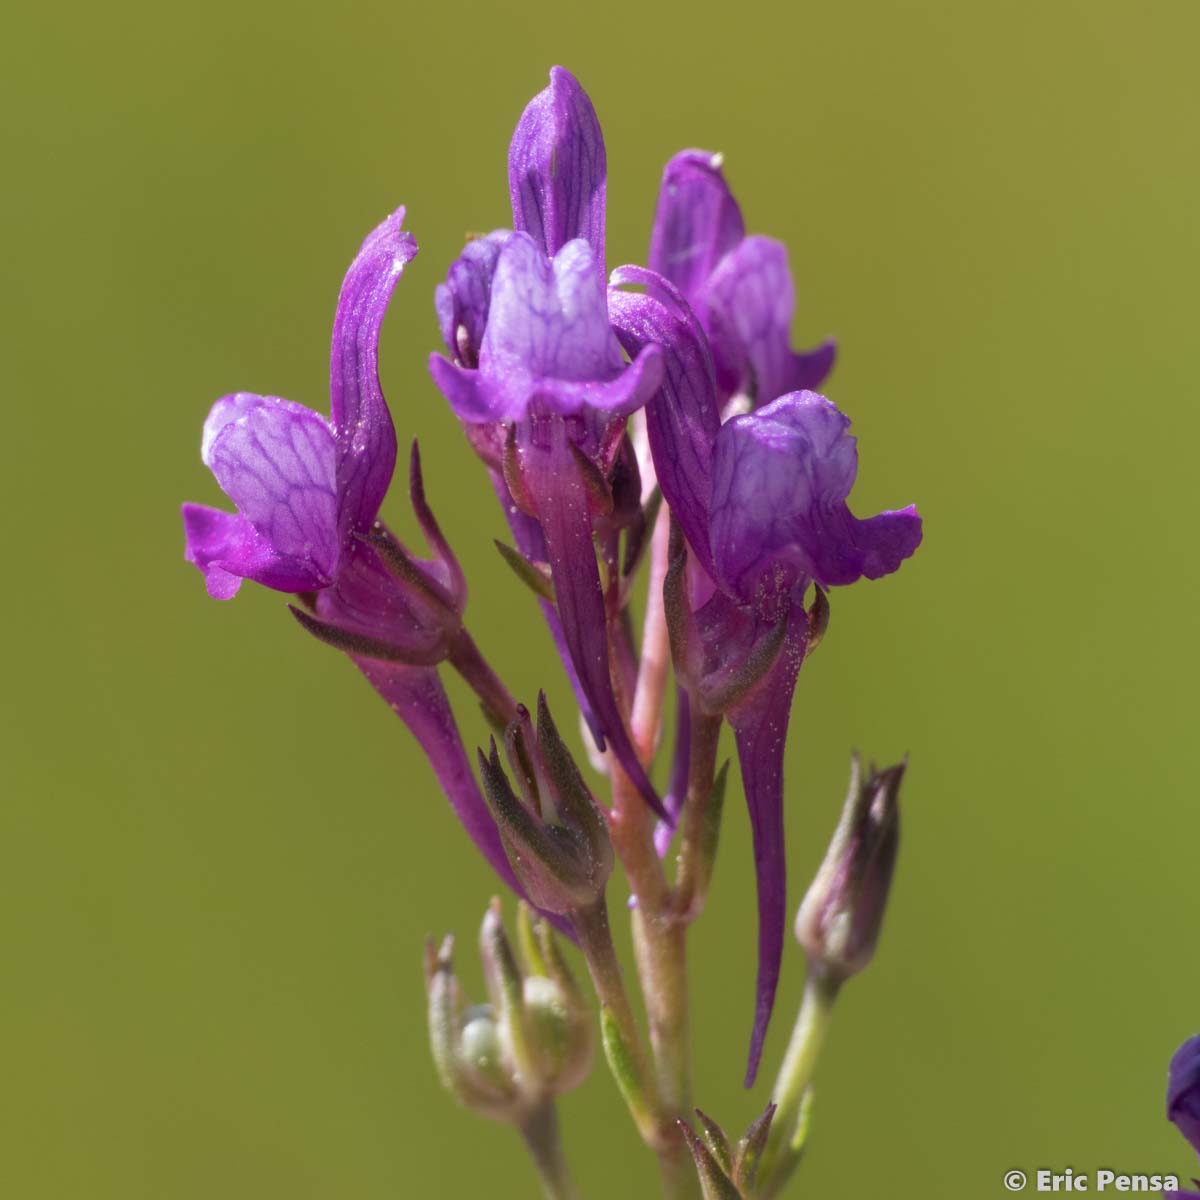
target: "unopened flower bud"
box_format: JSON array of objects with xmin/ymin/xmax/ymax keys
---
[
  {"xmin": 477, "ymin": 693, "xmax": 613, "ymax": 914},
  {"xmin": 794, "ymin": 754, "xmax": 903, "ymax": 982},
  {"xmin": 423, "ymin": 900, "xmax": 592, "ymax": 1126},
  {"xmin": 424, "ymin": 934, "xmax": 520, "ymax": 1122}
]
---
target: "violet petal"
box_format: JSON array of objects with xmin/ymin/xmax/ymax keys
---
[
  {"xmin": 709, "ymin": 391, "xmax": 922, "ymax": 601},
  {"xmin": 184, "ymin": 394, "xmax": 340, "ymax": 594},
  {"xmin": 182, "ymin": 503, "xmax": 307, "ymax": 600},
  {"xmin": 431, "ymin": 236, "xmax": 663, "ymax": 424},
  {"xmin": 509, "ymin": 66, "xmax": 606, "ymax": 269},
  {"xmin": 648, "ymin": 149, "xmax": 745, "ymax": 301},
  {"xmin": 703, "ymin": 235, "xmax": 835, "ymax": 404},
  {"xmin": 609, "ymin": 266, "xmax": 721, "ymax": 579},
  {"xmin": 329, "ymin": 207, "xmax": 418, "ymax": 543},
  {"xmin": 434, "ymin": 230, "xmax": 512, "ymax": 365}
]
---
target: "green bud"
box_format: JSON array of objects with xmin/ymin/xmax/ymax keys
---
[
  {"xmin": 423, "ymin": 935, "xmax": 518, "ymax": 1121},
  {"xmin": 423, "ymin": 901, "xmax": 593, "ymax": 1127},
  {"xmin": 459, "ymin": 1005, "xmax": 516, "ymax": 1097}
]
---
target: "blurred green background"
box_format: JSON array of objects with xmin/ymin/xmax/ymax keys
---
[{"xmin": 3, "ymin": 1, "xmax": 1197, "ymax": 1196}]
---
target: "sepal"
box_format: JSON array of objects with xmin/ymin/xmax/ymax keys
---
[
  {"xmin": 678, "ymin": 1105, "xmax": 778, "ymax": 1199},
  {"xmin": 806, "ymin": 586, "xmax": 830, "ymax": 653},
  {"xmin": 478, "ymin": 695, "xmax": 614, "ymax": 914},
  {"xmin": 288, "ymin": 604, "xmax": 447, "ymax": 666},
  {"xmin": 731, "ymin": 1101, "xmax": 777, "ymax": 1193},
  {"xmin": 495, "ymin": 540, "xmax": 555, "ymax": 602}
]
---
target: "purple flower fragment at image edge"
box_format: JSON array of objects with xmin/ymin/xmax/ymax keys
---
[{"xmin": 1166, "ymin": 1036, "xmax": 1200, "ymax": 1199}]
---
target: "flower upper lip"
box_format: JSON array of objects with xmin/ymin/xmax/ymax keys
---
[
  {"xmin": 183, "ymin": 208, "xmax": 417, "ymax": 601},
  {"xmin": 648, "ymin": 147, "xmax": 835, "ymax": 406},
  {"xmin": 430, "ymin": 233, "xmax": 663, "ymax": 427}
]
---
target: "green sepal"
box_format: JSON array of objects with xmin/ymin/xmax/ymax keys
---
[
  {"xmin": 495, "ymin": 539, "xmax": 555, "ymax": 603},
  {"xmin": 694, "ymin": 1109, "xmax": 733, "ymax": 1175},
  {"xmin": 699, "ymin": 612, "xmax": 788, "ymax": 714},
  {"xmin": 731, "ymin": 1102, "xmax": 776, "ymax": 1193},
  {"xmin": 289, "ymin": 604, "xmax": 446, "ymax": 666},
  {"xmin": 806, "ymin": 585, "xmax": 830, "ymax": 653},
  {"xmin": 678, "ymin": 1120, "xmax": 743, "ymax": 1199}
]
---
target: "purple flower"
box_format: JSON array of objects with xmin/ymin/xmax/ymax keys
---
[
  {"xmin": 1166, "ymin": 1036, "xmax": 1200, "ymax": 1199},
  {"xmin": 611, "ymin": 274, "xmax": 919, "ymax": 1084},
  {"xmin": 184, "ymin": 209, "xmax": 414, "ymax": 600},
  {"xmin": 429, "ymin": 67, "xmax": 665, "ymax": 818},
  {"xmin": 648, "ymin": 150, "xmax": 835, "ymax": 408},
  {"xmin": 710, "ymin": 393, "xmax": 922, "ymax": 609},
  {"xmin": 181, "ymin": 210, "xmax": 528, "ymax": 907},
  {"xmin": 430, "ymin": 233, "xmax": 660, "ymax": 425}
]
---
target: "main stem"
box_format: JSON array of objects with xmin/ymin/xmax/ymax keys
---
[
  {"xmin": 604, "ymin": 503, "xmax": 700, "ymax": 1200},
  {"xmin": 757, "ymin": 970, "xmax": 841, "ymax": 1198},
  {"xmin": 519, "ymin": 1100, "xmax": 579, "ymax": 1200}
]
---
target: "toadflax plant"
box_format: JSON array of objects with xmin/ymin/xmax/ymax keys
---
[{"xmin": 182, "ymin": 67, "xmax": 923, "ymax": 1199}]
